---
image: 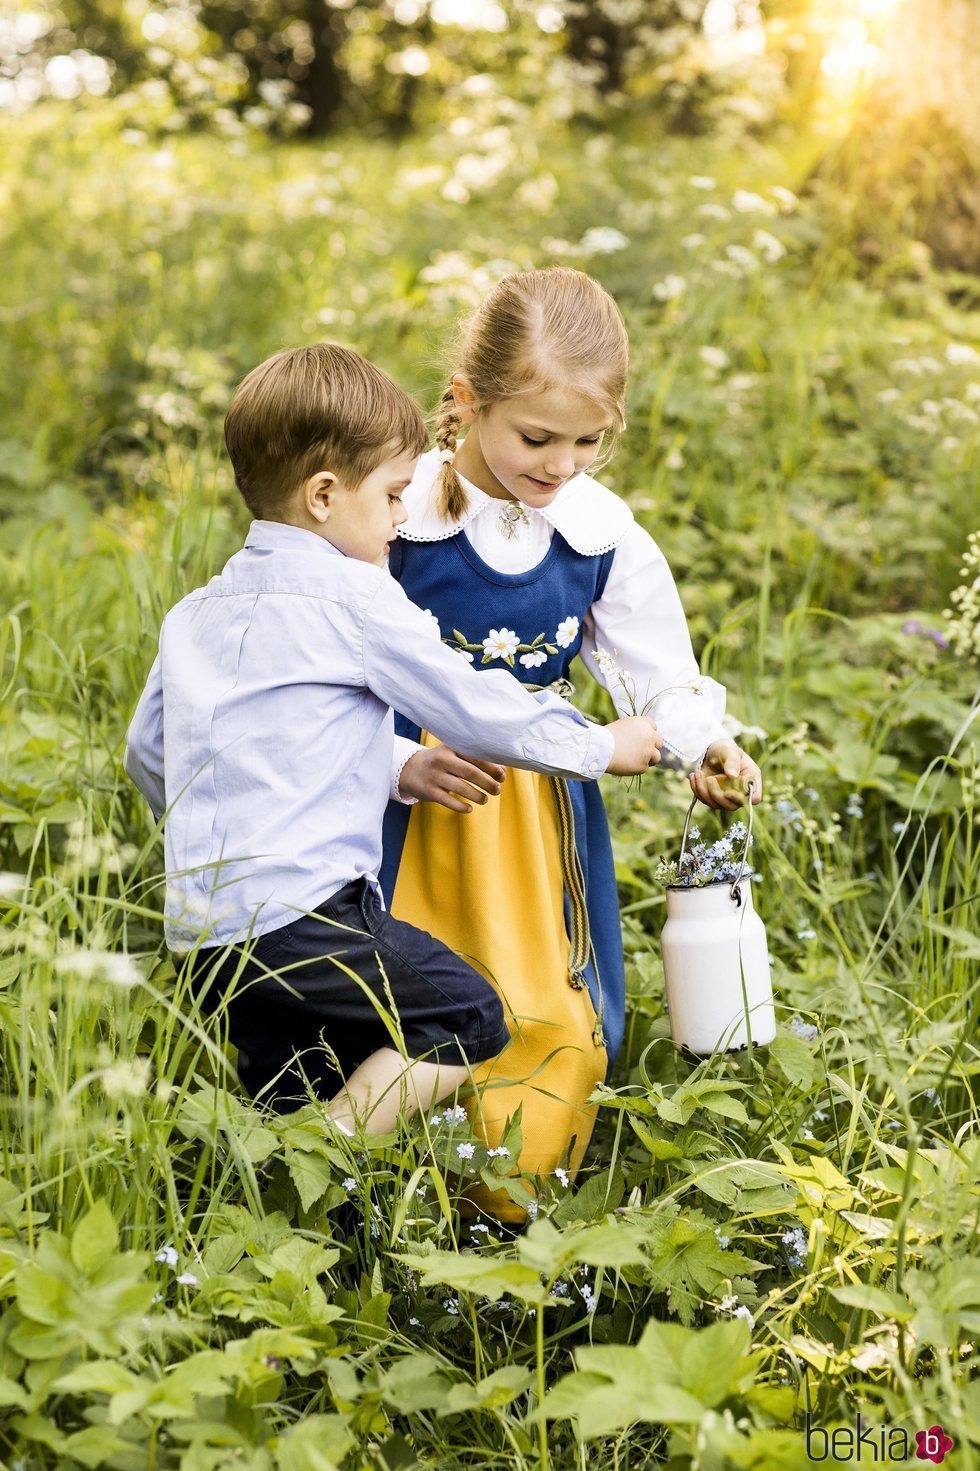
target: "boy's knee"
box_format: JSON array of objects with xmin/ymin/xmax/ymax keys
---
[{"xmin": 471, "ymin": 988, "xmax": 510, "ymax": 1060}]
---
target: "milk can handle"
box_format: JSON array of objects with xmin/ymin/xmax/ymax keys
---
[{"xmin": 678, "ymin": 780, "xmax": 756, "ymax": 904}]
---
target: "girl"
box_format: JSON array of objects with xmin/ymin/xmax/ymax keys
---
[{"xmin": 381, "ymin": 267, "xmax": 762, "ymax": 1221}]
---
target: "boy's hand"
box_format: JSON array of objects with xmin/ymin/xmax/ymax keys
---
[
  {"xmin": 689, "ymin": 740, "xmax": 763, "ymax": 810},
  {"xmin": 399, "ymin": 744, "xmax": 506, "ymax": 813},
  {"xmin": 606, "ymin": 715, "xmax": 663, "ymax": 776}
]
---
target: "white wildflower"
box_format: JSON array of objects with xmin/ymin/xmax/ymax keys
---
[
  {"xmin": 444, "ymin": 1104, "xmax": 468, "ymax": 1124},
  {"xmin": 752, "ymin": 228, "xmax": 785, "ymax": 263},
  {"xmin": 689, "ymin": 175, "xmax": 716, "ymax": 189},
  {"xmin": 0, "ymin": 872, "xmax": 26, "ymax": 900},
  {"xmin": 175, "ymin": 1271, "xmax": 198, "ymax": 1287},
  {"xmin": 681, "ymin": 232, "xmax": 706, "ymax": 248},
  {"xmin": 456, "ymin": 1142, "xmax": 476, "ymax": 1160},
  {"xmin": 699, "ymin": 345, "xmax": 729, "ymax": 371},
  {"xmin": 578, "ymin": 226, "xmax": 629, "ymax": 254},
  {"xmin": 101, "ymin": 1058, "xmax": 151, "ymax": 1098},
  {"xmin": 946, "ymin": 342, "xmax": 979, "ymax": 366},
  {"xmin": 769, "ymin": 185, "xmax": 798, "ymax": 209},
  {"xmin": 486, "ymin": 1145, "xmax": 510, "ymax": 1158},
  {"xmin": 653, "ymin": 273, "xmax": 686, "ymax": 301},
  {"xmin": 732, "ymin": 188, "xmax": 774, "ymax": 214},
  {"xmin": 55, "ymin": 949, "xmax": 143, "ymax": 988},
  {"xmin": 553, "ymin": 1166, "xmax": 569, "ymax": 1188},
  {"xmin": 726, "ymin": 243, "xmax": 759, "ymax": 271},
  {"xmin": 155, "ymin": 1245, "xmax": 179, "ymax": 1267}
]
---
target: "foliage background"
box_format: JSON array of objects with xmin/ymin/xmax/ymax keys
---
[{"xmin": 0, "ymin": 1, "xmax": 978, "ymax": 1467}]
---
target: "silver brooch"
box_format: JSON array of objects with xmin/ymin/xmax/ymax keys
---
[{"xmin": 497, "ymin": 501, "xmax": 530, "ymax": 539}]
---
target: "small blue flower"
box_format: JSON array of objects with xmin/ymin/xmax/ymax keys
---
[
  {"xmin": 456, "ymin": 1142, "xmax": 475, "ymax": 1160},
  {"xmin": 789, "ymin": 1015, "xmax": 818, "ymax": 1041}
]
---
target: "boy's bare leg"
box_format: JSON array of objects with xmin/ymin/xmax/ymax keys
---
[{"xmin": 326, "ymin": 1047, "xmax": 468, "ymax": 1135}]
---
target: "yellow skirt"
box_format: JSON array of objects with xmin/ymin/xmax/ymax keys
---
[{"xmin": 390, "ymin": 733, "xmax": 607, "ymax": 1221}]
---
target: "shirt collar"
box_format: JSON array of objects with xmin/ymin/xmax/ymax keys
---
[
  {"xmin": 398, "ymin": 447, "xmax": 633, "ymax": 556},
  {"xmin": 245, "ymin": 520, "xmax": 344, "ymax": 557}
]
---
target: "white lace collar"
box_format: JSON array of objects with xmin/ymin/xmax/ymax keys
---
[{"xmin": 398, "ymin": 447, "xmax": 634, "ymax": 557}]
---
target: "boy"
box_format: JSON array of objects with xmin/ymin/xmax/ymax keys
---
[{"xmin": 125, "ymin": 343, "xmax": 662, "ymax": 1135}]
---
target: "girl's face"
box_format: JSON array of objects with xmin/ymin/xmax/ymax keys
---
[{"xmin": 453, "ymin": 382, "xmax": 613, "ymax": 508}]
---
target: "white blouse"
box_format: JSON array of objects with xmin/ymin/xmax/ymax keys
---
[{"xmin": 397, "ymin": 449, "xmax": 728, "ymax": 769}]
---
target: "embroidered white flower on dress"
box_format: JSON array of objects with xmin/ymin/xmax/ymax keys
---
[
  {"xmin": 483, "ymin": 628, "xmax": 519, "ymax": 660},
  {"xmin": 520, "ymin": 649, "xmax": 548, "ymax": 669},
  {"xmin": 555, "ymin": 616, "xmax": 579, "ymax": 648}
]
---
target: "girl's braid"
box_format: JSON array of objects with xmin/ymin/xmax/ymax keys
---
[{"xmin": 434, "ymin": 382, "xmax": 468, "ymax": 521}]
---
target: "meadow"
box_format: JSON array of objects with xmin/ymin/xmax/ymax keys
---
[{"xmin": 0, "ymin": 94, "xmax": 978, "ymax": 1470}]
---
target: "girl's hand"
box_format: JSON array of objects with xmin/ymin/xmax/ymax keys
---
[
  {"xmin": 606, "ymin": 715, "xmax": 663, "ymax": 775},
  {"xmin": 689, "ymin": 741, "xmax": 763, "ymax": 811},
  {"xmin": 399, "ymin": 744, "xmax": 506, "ymax": 813}
]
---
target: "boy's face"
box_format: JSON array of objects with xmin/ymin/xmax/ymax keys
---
[
  {"xmin": 454, "ymin": 383, "xmax": 612, "ymax": 508},
  {"xmin": 308, "ymin": 448, "xmax": 416, "ymax": 566}
]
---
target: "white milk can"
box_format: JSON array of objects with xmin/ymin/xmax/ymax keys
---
[{"xmin": 661, "ymin": 785, "xmax": 776, "ymax": 1054}]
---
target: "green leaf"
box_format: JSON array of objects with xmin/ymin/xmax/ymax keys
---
[
  {"xmin": 830, "ymin": 1284, "xmax": 912, "ymax": 1319},
  {"xmin": 552, "ymin": 1166, "xmax": 625, "ymax": 1226},
  {"xmin": 770, "ymin": 1032, "xmax": 819, "ymax": 1088},
  {"xmin": 54, "ymin": 1361, "xmax": 143, "ymax": 1396},
  {"xmin": 441, "ymin": 1364, "xmax": 533, "ymax": 1414},
  {"xmin": 377, "ymin": 1354, "xmax": 453, "ymax": 1413},
  {"xmin": 63, "ymin": 1424, "xmax": 136, "ymax": 1469},
  {"xmin": 286, "ymin": 1147, "xmax": 333, "ymax": 1212},
  {"xmin": 398, "ymin": 1249, "xmax": 545, "ymax": 1306},
  {"xmin": 71, "ymin": 1200, "xmax": 118, "ymax": 1276},
  {"xmin": 275, "ymin": 1413, "xmax": 354, "ymax": 1471}
]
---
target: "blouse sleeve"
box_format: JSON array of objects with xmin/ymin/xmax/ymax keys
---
[{"xmin": 580, "ymin": 521, "xmax": 728, "ymax": 770}]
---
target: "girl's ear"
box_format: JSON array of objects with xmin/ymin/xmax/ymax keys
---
[{"xmin": 451, "ymin": 374, "xmax": 478, "ymax": 424}]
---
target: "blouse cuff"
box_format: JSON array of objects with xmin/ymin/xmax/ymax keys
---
[{"xmin": 391, "ymin": 736, "xmax": 422, "ymax": 805}]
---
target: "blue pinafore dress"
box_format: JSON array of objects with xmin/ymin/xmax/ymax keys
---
[{"xmin": 380, "ymin": 526, "xmax": 625, "ymax": 1220}]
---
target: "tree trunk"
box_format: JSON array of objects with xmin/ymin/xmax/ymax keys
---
[
  {"xmin": 874, "ymin": 0, "xmax": 980, "ymax": 144},
  {"xmin": 298, "ymin": 1, "xmax": 348, "ymax": 136}
]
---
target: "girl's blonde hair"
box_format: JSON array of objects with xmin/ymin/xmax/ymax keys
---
[{"xmin": 434, "ymin": 266, "xmax": 629, "ymax": 521}]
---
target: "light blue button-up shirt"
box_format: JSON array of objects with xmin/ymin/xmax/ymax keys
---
[{"xmin": 125, "ymin": 520, "xmax": 614, "ymax": 951}]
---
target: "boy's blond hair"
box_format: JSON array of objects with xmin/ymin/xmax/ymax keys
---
[
  {"xmin": 434, "ymin": 267, "xmax": 629, "ymax": 521},
  {"xmin": 225, "ymin": 343, "xmax": 428, "ymax": 518}
]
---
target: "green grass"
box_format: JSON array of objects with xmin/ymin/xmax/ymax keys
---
[{"xmin": 0, "ymin": 98, "xmax": 978, "ymax": 1470}]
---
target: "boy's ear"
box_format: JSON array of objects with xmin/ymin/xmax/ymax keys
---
[
  {"xmin": 303, "ymin": 470, "xmax": 338, "ymax": 524},
  {"xmin": 451, "ymin": 374, "xmax": 478, "ymax": 425}
]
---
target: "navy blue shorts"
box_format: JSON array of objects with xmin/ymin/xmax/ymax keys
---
[{"xmin": 182, "ymin": 878, "xmax": 510, "ymax": 1109}]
